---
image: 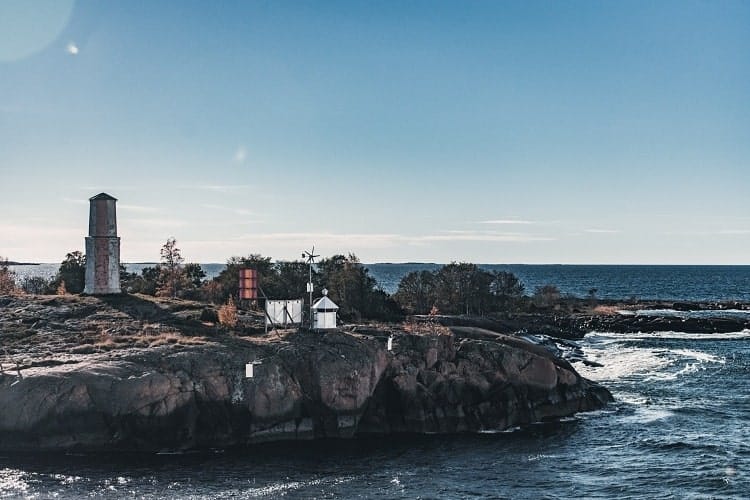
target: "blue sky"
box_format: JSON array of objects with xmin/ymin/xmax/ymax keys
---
[{"xmin": 1, "ymin": 0, "xmax": 748, "ymax": 264}]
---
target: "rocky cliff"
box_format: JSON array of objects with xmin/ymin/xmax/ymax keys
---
[{"xmin": 0, "ymin": 295, "xmax": 611, "ymax": 452}]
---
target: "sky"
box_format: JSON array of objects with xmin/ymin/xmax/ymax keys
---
[{"xmin": 1, "ymin": 0, "xmax": 749, "ymax": 264}]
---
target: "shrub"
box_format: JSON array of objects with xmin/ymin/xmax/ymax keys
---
[
  {"xmin": 533, "ymin": 284, "xmax": 561, "ymax": 308},
  {"xmin": 21, "ymin": 276, "xmax": 52, "ymax": 295},
  {"xmin": 51, "ymin": 251, "xmax": 86, "ymax": 294},
  {"xmin": 218, "ymin": 296, "xmax": 238, "ymax": 328}
]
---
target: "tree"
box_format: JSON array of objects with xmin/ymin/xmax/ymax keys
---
[
  {"xmin": 395, "ymin": 263, "xmax": 515, "ymax": 316},
  {"xmin": 184, "ymin": 263, "xmax": 206, "ymax": 288},
  {"xmin": 317, "ymin": 253, "xmax": 399, "ymax": 321},
  {"xmin": 119, "ymin": 264, "xmax": 139, "ymax": 293},
  {"xmin": 490, "ymin": 271, "xmax": 525, "ymax": 310},
  {"xmin": 271, "ymin": 260, "xmax": 314, "ymax": 299},
  {"xmin": 434, "ymin": 262, "xmax": 494, "ymax": 315},
  {"xmin": 0, "ymin": 257, "xmax": 17, "ymax": 294},
  {"xmin": 394, "ymin": 270, "xmax": 437, "ymax": 315},
  {"xmin": 51, "ymin": 251, "xmax": 86, "ymax": 294},
  {"xmin": 127, "ymin": 266, "xmax": 160, "ymax": 295},
  {"xmin": 157, "ymin": 237, "xmax": 186, "ymax": 298},
  {"xmin": 180, "ymin": 263, "xmax": 207, "ymax": 300}
]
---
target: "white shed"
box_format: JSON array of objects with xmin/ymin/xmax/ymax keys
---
[{"xmin": 312, "ymin": 292, "xmax": 339, "ymax": 330}]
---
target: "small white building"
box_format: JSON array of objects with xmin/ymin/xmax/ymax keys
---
[{"xmin": 312, "ymin": 291, "xmax": 339, "ymax": 330}]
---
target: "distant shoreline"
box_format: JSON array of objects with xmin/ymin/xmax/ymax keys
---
[{"xmin": 4, "ymin": 261, "xmax": 40, "ymax": 266}]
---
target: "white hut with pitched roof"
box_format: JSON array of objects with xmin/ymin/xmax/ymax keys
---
[{"xmin": 312, "ymin": 289, "xmax": 339, "ymax": 330}]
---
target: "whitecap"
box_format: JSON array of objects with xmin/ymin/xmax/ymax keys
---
[
  {"xmin": 0, "ymin": 469, "xmax": 31, "ymax": 496},
  {"xmin": 574, "ymin": 344, "xmax": 674, "ymax": 382},
  {"xmin": 575, "ymin": 331, "xmax": 733, "ymax": 382},
  {"xmin": 630, "ymin": 309, "xmax": 750, "ymax": 320},
  {"xmin": 620, "ymin": 407, "xmax": 674, "ymax": 423},
  {"xmin": 618, "ymin": 330, "xmax": 750, "ymax": 341}
]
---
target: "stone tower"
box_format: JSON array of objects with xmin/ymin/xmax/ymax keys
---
[{"xmin": 83, "ymin": 193, "xmax": 121, "ymax": 294}]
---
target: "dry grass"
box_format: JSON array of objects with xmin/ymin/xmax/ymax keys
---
[
  {"xmin": 592, "ymin": 305, "xmax": 621, "ymax": 315},
  {"xmin": 402, "ymin": 321, "xmax": 451, "ymax": 336},
  {"xmin": 84, "ymin": 327, "xmax": 209, "ymax": 351},
  {"xmin": 141, "ymin": 330, "xmax": 208, "ymax": 348}
]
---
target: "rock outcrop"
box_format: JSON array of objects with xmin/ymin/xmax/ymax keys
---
[
  {"xmin": 416, "ymin": 307, "xmax": 750, "ymax": 340},
  {"xmin": 0, "ymin": 295, "xmax": 611, "ymax": 452}
]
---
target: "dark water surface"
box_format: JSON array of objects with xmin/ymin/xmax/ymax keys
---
[
  {"xmin": 365, "ymin": 264, "xmax": 750, "ymax": 301},
  {"xmin": 2, "ymin": 329, "xmax": 748, "ymax": 498},
  {"xmin": 11, "ymin": 263, "xmax": 750, "ymax": 301},
  {"xmin": 4, "ymin": 264, "xmax": 749, "ymax": 498}
]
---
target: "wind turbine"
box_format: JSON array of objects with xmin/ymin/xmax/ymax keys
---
[{"xmin": 302, "ymin": 246, "xmax": 319, "ymax": 329}]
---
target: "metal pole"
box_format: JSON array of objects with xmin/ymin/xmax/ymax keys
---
[{"xmin": 309, "ymin": 262, "xmax": 313, "ymax": 329}]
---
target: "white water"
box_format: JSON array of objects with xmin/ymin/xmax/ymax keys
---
[{"xmin": 573, "ymin": 330, "xmax": 748, "ymax": 382}]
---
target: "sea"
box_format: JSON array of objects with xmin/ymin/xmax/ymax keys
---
[
  {"xmin": 9, "ymin": 263, "xmax": 750, "ymax": 302},
  {"xmin": 2, "ymin": 264, "xmax": 750, "ymax": 498}
]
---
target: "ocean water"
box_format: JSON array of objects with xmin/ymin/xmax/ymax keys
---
[
  {"xmin": 9, "ymin": 263, "xmax": 750, "ymax": 302},
  {"xmin": 366, "ymin": 264, "xmax": 750, "ymax": 302},
  {"xmin": 1, "ymin": 327, "xmax": 748, "ymax": 498},
  {"xmin": 3, "ymin": 264, "xmax": 749, "ymax": 498}
]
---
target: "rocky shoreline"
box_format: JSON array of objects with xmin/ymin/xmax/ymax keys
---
[
  {"xmin": 416, "ymin": 300, "xmax": 750, "ymax": 340},
  {"xmin": 0, "ymin": 295, "xmax": 612, "ymax": 452}
]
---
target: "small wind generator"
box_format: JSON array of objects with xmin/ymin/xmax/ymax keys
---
[{"xmin": 302, "ymin": 246, "xmax": 319, "ymax": 329}]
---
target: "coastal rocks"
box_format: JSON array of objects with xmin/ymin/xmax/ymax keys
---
[
  {"xmin": 417, "ymin": 309, "xmax": 750, "ymax": 340},
  {"xmin": 0, "ymin": 296, "xmax": 612, "ymax": 452},
  {"xmin": 358, "ymin": 327, "xmax": 610, "ymax": 435},
  {"xmin": 588, "ymin": 314, "xmax": 750, "ymax": 334}
]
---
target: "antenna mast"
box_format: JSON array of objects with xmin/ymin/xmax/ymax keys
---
[{"xmin": 302, "ymin": 246, "xmax": 319, "ymax": 329}]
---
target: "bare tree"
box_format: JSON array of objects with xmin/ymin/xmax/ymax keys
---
[
  {"xmin": 157, "ymin": 237, "xmax": 186, "ymax": 298},
  {"xmin": 0, "ymin": 257, "xmax": 17, "ymax": 294}
]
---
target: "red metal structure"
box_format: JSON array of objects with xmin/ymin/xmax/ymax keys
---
[{"xmin": 239, "ymin": 268, "xmax": 258, "ymax": 300}]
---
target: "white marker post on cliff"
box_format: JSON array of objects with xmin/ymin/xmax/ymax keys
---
[{"xmin": 245, "ymin": 361, "xmax": 262, "ymax": 379}]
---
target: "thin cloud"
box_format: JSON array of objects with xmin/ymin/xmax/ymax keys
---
[
  {"xmin": 125, "ymin": 218, "xmax": 187, "ymax": 228},
  {"xmin": 0, "ymin": 223, "xmax": 81, "ymax": 243},
  {"xmin": 201, "ymin": 204, "xmax": 255, "ymax": 217},
  {"xmin": 223, "ymin": 230, "xmax": 553, "ymax": 246},
  {"xmin": 118, "ymin": 204, "xmax": 158, "ymax": 213},
  {"xmin": 477, "ymin": 219, "xmax": 535, "ymax": 225},
  {"xmin": 179, "ymin": 183, "xmax": 254, "ymax": 193},
  {"xmin": 666, "ymin": 230, "xmax": 750, "ymax": 237},
  {"xmin": 584, "ymin": 229, "xmax": 622, "ymax": 234},
  {"xmin": 61, "ymin": 197, "xmax": 87, "ymax": 205},
  {"xmin": 718, "ymin": 229, "xmax": 750, "ymax": 235},
  {"xmin": 414, "ymin": 231, "xmax": 554, "ymax": 243},
  {"xmin": 64, "ymin": 197, "xmax": 156, "ymax": 213}
]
